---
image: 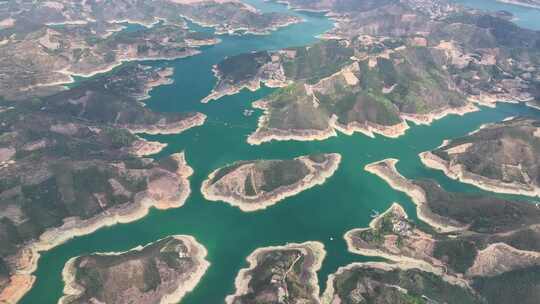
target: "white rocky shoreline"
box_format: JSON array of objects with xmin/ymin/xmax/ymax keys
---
[
  {"xmin": 201, "ymin": 153, "xmax": 341, "ymax": 212},
  {"xmin": 364, "ymin": 158, "xmax": 468, "ymax": 233},
  {"xmin": 419, "ymin": 149, "xmax": 540, "ymax": 198},
  {"xmin": 226, "ymin": 241, "xmax": 325, "ymax": 304},
  {"xmin": 58, "ymin": 235, "xmax": 210, "ymax": 304},
  {"xmin": 0, "ymin": 153, "xmax": 194, "ymax": 304}
]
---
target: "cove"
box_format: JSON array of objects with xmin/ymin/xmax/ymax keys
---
[{"xmin": 20, "ymin": 1, "xmax": 540, "ymax": 304}]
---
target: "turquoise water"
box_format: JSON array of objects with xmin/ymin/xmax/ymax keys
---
[
  {"xmin": 21, "ymin": 1, "xmax": 540, "ymax": 303},
  {"xmin": 453, "ymin": 0, "xmax": 540, "ymax": 30}
]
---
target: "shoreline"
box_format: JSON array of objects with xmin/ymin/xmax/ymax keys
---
[
  {"xmin": 201, "ymin": 153, "xmax": 341, "ymax": 211},
  {"xmin": 272, "ymin": 0, "xmax": 331, "ymax": 14},
  {"xmin": 200, "ymin": 71, "xmax": 266, "ymax": 104},
  {"xmin": 419, "ymin": 150, "xmax": 540, "ymax": 197},
  {"xmin": 246, "ymin": 100, "xmax": 337, "ymax": 145},
  {"xmin": 124, "ymin": 112, "xmax": 207, "ymax": 135},
  {"xmin": 138, "ymin": 67, "xmax": 175, "ymax": 101},
  {"xmin": 63, "ymin": 48, "xmax": 210, "ymax": 79},
  {"xmin": 467, "ymin": 93, "xmax": 538, "ymax": 110},
  {"xmin": 0, "ymin": 153, "xmax": 194, "ymax": 304},
  {"xmin": 59, "ymin": 235, "xmax": 210, "ymax": 304},
  {"xmin": 343, "ymin": 203, "xmax": 466, "ymax": 286},
  {"xmin": 0, "ymin": 275, "xmax": 35, "ymax": 304},
  {"xmin": 320, "ymin": 261, "xmax": 471, "ymax": 304},
  {"xmin": 400, "ymin": 103, "xmax": 479, "ymax": 126},
  {"xmin": 364, "ymin": 159, "xmax": 467, "ymax": 233},
  {"xmin": 466, "ymin": 242, "xmax": 540, "ymax": 278},
  {"xmin": 331, "ymin": 116, "xmax": 410, "ymax": 139},
  {"xmin": 129, "ymin": 136, "xmax": 168, "ymax": 157},
  {"xmin": 225, "ymin": 241, "xmax": 326, "ymax": 304},
  {"xmin": 247, "ymin": 99, "xmax": 481, "ymax": 144},
  {"xmin": 526, "ymin": 101, "xmax": 540, "ymax": 111},
  {"xmin": 178, "ymin": 12, "xmax": 302, "ymax": 37},
  {"xmin": 28, "ymin": 39, "xmax": 220, "ymax": 96},
  {"xmin": 201, "ymin": 63, "xmax": 290, "ymax": 103}
]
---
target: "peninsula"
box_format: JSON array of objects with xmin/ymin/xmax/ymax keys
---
[
  {"xmin": 0, "ymin": 151, "xmax": 195, "ymax": 304},
  {"xmin": 59, "ymin": 235, "xmax": 209, "ymax": 304},
  {"xmin": 356, "ymin": 159, "xmax": 540, "ymax": 303},
  {"xmin": 420, "ymin": 117, "xmax": 540, "ymax": 197},
  {"xmin": 226, "ymin": 242, "xmax": 325, "ymax": 304},
  {"xmin": 344, "ymin": 203, "xmax": 456, "ymax": 277},
  {"xmin": 201, "ymin": 153, "xmax": 341, "ymax": 211},
  {"xmin": 364, "ymin": 158, "xmax": 466, "ymax": 232}
]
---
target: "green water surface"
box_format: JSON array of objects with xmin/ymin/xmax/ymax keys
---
[{"xmin": 20, "ymin": 1, "xmax": 540, "ymax": 303}]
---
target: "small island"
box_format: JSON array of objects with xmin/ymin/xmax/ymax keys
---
[
  {"xmin": 226, "ymin": 242, "xmax": 325, "ymax": 304},
  {"xmin": 59, "ymin": 235, "xmax": 209, "ymax": 304},
  {"xmin": 420, "ymin": 117, "xmax": 540, "ymax": 197},
  {"xmin": 201, "ymin": 153, "xmax": 341, "ymax": 211}
]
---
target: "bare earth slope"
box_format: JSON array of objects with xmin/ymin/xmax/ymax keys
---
[
  {"xmin": 227, "ymin": 242, "xmax": 325, "ymax": 304},
  {"xmin": 421, "ymin": 117, "xmax": 540, "ymax": 197}
]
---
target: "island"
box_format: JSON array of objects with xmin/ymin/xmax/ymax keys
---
[
  {"xmin": 204, "ymin": 0, "xmax": 539, "ymax": 144},
  {"xmin": 226, "ymin": 242, "xmax": 325, "ymax": 304},
  {"xmin": 420, "ymin": 117, "xmax": 540, "ymax": 197},
  {"xmin": 59, "ymin": 235, "xmax": 209, "ymax": 304},
  {"xmin": 201, "ymin": 153, "xmax": 341, "ymax": 211},
  {"xmin": 0, "ymin": 0, "xmax": 301, "ymax": 100},
  {"xmin": 0, "ymin": 64, "xmax": 201, "ymax": 304}
]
